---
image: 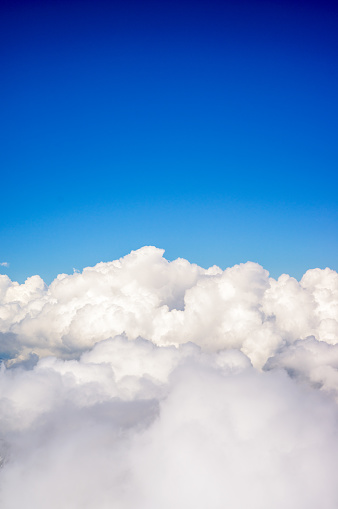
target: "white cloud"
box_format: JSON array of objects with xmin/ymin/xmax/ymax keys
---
[
  {"xmin": 0, "ymin": 262, "xmax": 8, "ymax": 267},
  {"xmin": 0, "ymin": 246, "xmax": 337, "ymax": 368},
  {"xmin": 0, "ymin": 247, "xmax": 338, "ymax": 508}
]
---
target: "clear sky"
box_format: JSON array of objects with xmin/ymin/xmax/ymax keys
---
[{"xmin": 1, "ymin": 0, "xmax": 337, "ymax": 283}]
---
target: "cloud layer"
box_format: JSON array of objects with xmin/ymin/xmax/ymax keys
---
[{"xmin": 0, "ymin": 247, "xmax": 338, "ymax": 508}]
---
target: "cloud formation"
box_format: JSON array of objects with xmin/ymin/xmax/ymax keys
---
[
  {"xmin": 0, "ymin": 262, "xmax": 8, "ymax": 267},
  {"xmin": 0, "ymin": 247, "xmax": 338, "ymax": 508}
]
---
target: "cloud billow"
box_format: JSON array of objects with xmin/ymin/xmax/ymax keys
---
[{"xmin": 0, "ymin": 246, "xmax": 338, "ymax": 508}]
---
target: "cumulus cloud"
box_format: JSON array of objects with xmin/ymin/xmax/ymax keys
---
[{"xmin": 0, "ymin": 247, "xmax": 338, "ymax": 508}]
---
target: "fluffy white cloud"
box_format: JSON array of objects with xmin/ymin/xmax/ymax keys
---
[
  {"xmin": 0, "ymin": 247, "xmax": 338, "ymax": 508},
  {"xmin": 0, "ymin": 247, "xmax": 337, "ymax": 366}
]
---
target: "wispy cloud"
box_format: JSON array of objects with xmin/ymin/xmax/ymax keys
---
[{"xmin": 0, "ymin": 261, "xmax": 9, "ymax": 267}]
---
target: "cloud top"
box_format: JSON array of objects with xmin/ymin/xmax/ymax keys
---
[
  {"xmin": 0, "ymin": 247, "xmax": 338, "ymax": 508},
  {"xmin": 0, "ymin": 246, "xmax": 337, "ymax": 370}
]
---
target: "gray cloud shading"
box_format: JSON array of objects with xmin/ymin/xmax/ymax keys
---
[{"xmin": 0, "ymin": 247, "xmax": 338, "ymax": 508}]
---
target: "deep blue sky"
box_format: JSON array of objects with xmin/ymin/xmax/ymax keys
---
[{"xmin": 1, "ymin": 0, "xmax": 337, "ymax": 283}]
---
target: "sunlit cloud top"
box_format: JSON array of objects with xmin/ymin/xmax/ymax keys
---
[{"xmin": 0, "ymin": 247, "xmax": 338, "ymax": 508}]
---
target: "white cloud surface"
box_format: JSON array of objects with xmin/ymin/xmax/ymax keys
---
[{"xmin": 0, "ymin": 246, "xmax": 338, "ymax": 508}]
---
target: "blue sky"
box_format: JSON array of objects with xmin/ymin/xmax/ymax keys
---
[{"xmin": 1, "ymin": 0, "xmax": 337, "ymax": 283}]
